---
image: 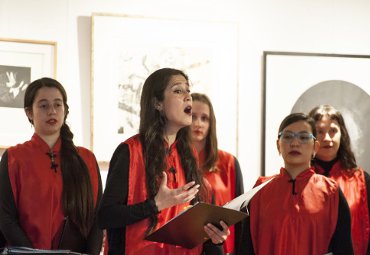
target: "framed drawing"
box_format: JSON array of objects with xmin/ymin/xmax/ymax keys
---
[
  {"xmin": 91, "ymin": 13, "xmax": 239, "ymax": 163},
  {"xmin": 262, "ymin": 51, "xmax": 370, "ymax": 176},
  {"xmin": 0, "ymin": 38, "xmax": 57, "ymax": 149}
]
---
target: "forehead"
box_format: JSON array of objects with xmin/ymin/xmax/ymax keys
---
[
  {"xmin": 34, "ymin": 87, "xmax": 63, "ymax": 102},
  {"xmin": 283, "ymin": 120, "xmax": 312, "ymax": 133},
  {"xmin": 167, "ymin": 74, "xmax": 188, "ymax": 87},
  {"xmin": 192, "ymin": 100, "xmax": 210, "ymax": 114},
  {"xmin": 316, "ymin": 115, "xmax": 339, "ymax": 127}
]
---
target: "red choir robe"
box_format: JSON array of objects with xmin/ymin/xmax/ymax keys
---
[
  {"xmin": 249, "ymin": 168, "xmax": 339, "ymax": 255},
  {"xmin": 7, "ymin": 133, "xmax": 100, "ymax": 249},
  {"xmin": 123, "ymin": 135, "xmax": 203, "ymax": 255},
  {"xmin": 316, "ymin": 161, "xmax": 370, "ymax": 255},
  {"xmin": 200, "ymin": 149, "xmax": 239, "ymax": 254}
]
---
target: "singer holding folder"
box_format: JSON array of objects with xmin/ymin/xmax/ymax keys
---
[
  {"xmin": 191, "ymin": 92, "xmax": 244, "ymax": 255},
  {"xmin": 239, "ymin": 113, "xmax": 354, "ymax": 255},
  {"xmin": 98, "ymin": 68, "xmax": 230, "ymax": 255},
  {"xmin": 0, "ymin": 78, "xmax": 103, "ymax": 254}
]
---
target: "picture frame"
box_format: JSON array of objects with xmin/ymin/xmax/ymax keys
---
[
  {"xmin": 91, "ymin": 13, "xmax": 239, "ymax": 164},
  {"xmin": 262, "ymin": 51, "xmax": 370, "ymax": 176},
  {"xmin": 0, "ymin": 38, "xmax": 57, "ymax": 149}
]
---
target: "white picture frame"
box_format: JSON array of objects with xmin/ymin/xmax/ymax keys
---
[
  {"xmin": 91, "ymin": 13, "xmax": 239, "ymax": 163},
  {"xmin": 0, "ymin": 38, "xmax": 57, "ymax": 149}
]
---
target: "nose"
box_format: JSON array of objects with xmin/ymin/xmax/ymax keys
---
[
  {"xmin": 193, "ymin": 117, "xmax": 201, "ymax": 127},
  {"xmin": 323, "ymin": 132, "xmax": 331, "ymax": 141},
  {"xmin": 185, "ymin": 91, "xmax": 192, "ymax": 101},
  {"xmin": 48, "ymin": 105, "xmax": 57, "ymax": 114},
  {"xmin": 290, "ymin": 136, "xmax": 300, "ymax": 146}
]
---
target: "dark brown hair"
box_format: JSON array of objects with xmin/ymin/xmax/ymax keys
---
[
  {"xmin": 278, "ymin": 112, "xmax": 316, "ymax": 137},
  {"xmin": 139, "ymin": 68, "xmax": 206, "ymax": 234},
  {"xmin": 24, "ymin": 77, "xmax": 94, "ymax": 237},
  {"xmin": 309, "ymin": 104, "xmax": 357, "ymax": 170},
  {"xmin": 191, "ymin": 93, "xmax": 218, "ymax": 172}
]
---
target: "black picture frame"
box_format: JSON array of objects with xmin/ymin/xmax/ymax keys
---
[{"xmin": 262, "ymin": 51, "xmax": 370, "ymax": 176}]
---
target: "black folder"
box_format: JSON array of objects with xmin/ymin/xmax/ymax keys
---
[{"xmin": 145, "ymin": 202, "xmax": 248, "ymax": 249}]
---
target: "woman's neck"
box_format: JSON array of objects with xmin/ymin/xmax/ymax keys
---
[
  {"xmin": 193, "ymin": 140, "xmax": 205, "ymax": 155},
  {"xmin": 284, "ymin": 164, "xmax": 311, "ymax": 179},
  {"xmin": 315, "ymin": 157, "xmax": 338, "ymax": 175},
  {"xmin": 37, "ymin": 132, "xmax": 60, "ymax": 149}
]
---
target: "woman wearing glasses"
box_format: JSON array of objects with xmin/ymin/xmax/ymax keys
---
[
  {"xmin": 239, "ymin": 112, "xmax": 353, "ymax": 255},
  {"xmin": 309, "ymin": 105, "xmax": 370, "ymax": 255}
]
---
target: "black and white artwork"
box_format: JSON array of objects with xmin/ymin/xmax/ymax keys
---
[
  {"xmin": 0, "ymin": 65, "xmax": 31, "ymax": 108},
  {"xmin": 0, "ymin": 38, "xmax": 56, "ymax": 149},
  {"xmin": 92, "ymin": 14, "xmax": 238, "ymax": 162},
  {"xmin": 291, "ymin": 81, "xmax": 370, "ymax": 174}
]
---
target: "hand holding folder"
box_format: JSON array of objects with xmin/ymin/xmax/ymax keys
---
[{"xmin": 145, "ymin": 179, "xmax": 273, "ymax": 249}]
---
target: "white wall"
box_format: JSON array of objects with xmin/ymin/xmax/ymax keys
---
[{"xmin": 1, "ymin": 0, "xmax": 370, "ymax": 189}]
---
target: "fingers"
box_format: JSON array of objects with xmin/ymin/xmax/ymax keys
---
[
  {"xmin": 182, "ymin": 181, "xmax": 196, "ymax": 191},
  {"xmin": 159, "ymin": 172, "xmax": 168, "ymax": 188},
  {"xmin": 204, "ymin": 221, "xmax": 230, "ymax": 244},
  {"xmin": 175, "ymin": 184, "xmax": 200, "ymax": 202}
]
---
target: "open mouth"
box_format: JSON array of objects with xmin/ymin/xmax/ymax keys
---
[
  {"xmin": 184, "ymin": 106, "xmax": 192, "ymax": 114},
  {"xmin": 47, "ymin": 119, "xmax": 57, "ymax": 125}
]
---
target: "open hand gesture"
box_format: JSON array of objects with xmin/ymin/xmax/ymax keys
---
[{"xmin": 154, "ymin": 172, "xmax": 200, "ymax": 211}]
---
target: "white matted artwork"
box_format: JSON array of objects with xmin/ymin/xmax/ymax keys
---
[
  {"xmin": 262, "ymin": 51, "xmax": 370, "ymax": 176},
  {"xmin": 91, "ymin": 13, "xmax": 239, "ymax": 163},
  {"xmin": 0, "ymin": 38, "xmax": 57, "ymax": 149}
]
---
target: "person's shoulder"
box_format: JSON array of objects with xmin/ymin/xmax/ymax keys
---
[
  {"xmin": 217, "ymin": 149, "xmax": 236, "ymax": 161},
  {"xmin": 76, "ymin": 146, "xmax": 97, "ymax": 161},
  {"xmin": 313, "ymin": 173, "xmax": 339, "ymax": 193},
  {"xmin": 123, "ymin": 134, "xmax": 141, "ymax": 146},
  {"xmin": 254, "ymin": 175, "xmax": 277, "ymax": 187},
  {"xmin": 7, "ymin": 139, "xmax": 32, "ymax": 154}
]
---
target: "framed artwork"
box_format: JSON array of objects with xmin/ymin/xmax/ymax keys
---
[
  {"xmin": 262, "ymin": 51, "xmax": 370, "ymax": 176},
  {"xmin": 0, "ymin": 38, "xmax": 57, "ymax": 149},
  {"xmin": 91, "ymin": 13, "xmax": 239, "ymax": 163}
]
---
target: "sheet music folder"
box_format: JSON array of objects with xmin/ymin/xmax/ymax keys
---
[
  {"xmin": 145, "ymin": 178, "xmax": 273, "ymax": 249},
  {"xmin": 145, "ymin": 202, "xmax": 248, "ymax": 249}
]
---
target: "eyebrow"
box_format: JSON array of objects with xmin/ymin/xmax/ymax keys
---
[{"xmin": 36, "ymin": 98, "xmax": 63, "ymax": 104}]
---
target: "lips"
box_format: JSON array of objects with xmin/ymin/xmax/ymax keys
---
[
  {"xmin": 47, "ymin": 119, "xmax": 57, "ymax": 125},
  {"xmin": 288, "ymin": 150, "xmax": 301, "ymax": 155},
  {"xmin": 193, "ymin": 130, "xmax": 203, "ymax": 136}
]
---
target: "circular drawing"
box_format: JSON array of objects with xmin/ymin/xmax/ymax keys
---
[{"xmin": 291, "ymin": 80, "xmax": 370, "ymax": 174}]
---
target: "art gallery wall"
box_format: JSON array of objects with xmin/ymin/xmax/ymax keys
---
[{"xmin": 1, "ymin": 0, "xmax": 370, "ymax": 189}]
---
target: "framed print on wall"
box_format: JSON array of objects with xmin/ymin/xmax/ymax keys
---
[
  {"xmin": 0, "ymin": 38, "xmax": 57, "ymax": 149},
  {"xmin": 91, "ymin": 13, "xmax": 239, "ymax": 163},
  {"xmin": 262, "ymin": 51, "xmax": 370, "ymax": 176}
]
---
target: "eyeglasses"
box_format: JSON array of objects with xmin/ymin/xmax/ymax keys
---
[{"xmin": 278, "ymin": 131, "xmax": 316, "ymax": 144}]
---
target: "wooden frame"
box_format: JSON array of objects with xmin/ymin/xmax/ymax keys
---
[
  {"xmin": 0, "ymin": 38, "xmax": 57, "ymax": 149},
  {"xmin": 262, "ymin": 51, "xmax": 370, "ymax": 176}
]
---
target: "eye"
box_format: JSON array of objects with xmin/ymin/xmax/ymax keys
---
[
  {"xmin": 299, "ymin": 133, "xmax": 311, "ymax": 142},
  {"xmin": 282, "ymin": 132, "xmax": 294, "ymax": 139},
  {"xmin": 201, "ymin": 116, "xmax": 209, "ymax": 122},
  {"xmin": 174, "ymin": 89, "xmax": 183, "ymax": 94}
]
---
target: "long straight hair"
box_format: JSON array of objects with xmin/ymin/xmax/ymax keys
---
[
  {"xmin": 191, "ymin": 93, "xmax": 218, "ymax": 172},
  {"xmin": 24, "ymin": 77, "xmax": 94, "ymax": 237}
]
